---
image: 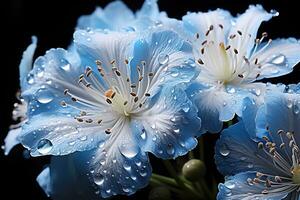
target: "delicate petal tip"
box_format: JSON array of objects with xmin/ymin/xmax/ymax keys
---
[
  {"xmin": 4, "ymin": 128, "xmax": 22, "ymax": 155},
  {"xmin": 19, "ymin": 36, "xmax": 38, "ymax": 90},
  {"xmin": 36, "ymin": 167, "xmax": 52, "ymax": 197}
]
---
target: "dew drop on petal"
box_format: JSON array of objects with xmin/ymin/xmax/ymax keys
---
[
  {"xmin": 36, "ymin": 88, "xmax": 54, "ymax": 104},
  {"xmin": 247, "ymin": 163, "xmax": 254, "ymax": 169},
  {"xmin": 140, "ymin": 129, "xmax": 146, "ymax": 140},
  {"xmin": 158, "ymin": 54, "xmax": 169, "ymax": 65},
  {"xmin": 294, "ymin": 103, "xmax": 299, "ymax": 115},
  {"xmin": 37, "ymin": 139, "xmax": 53, "ymax": 154},
  {"xmin": 171, "ymin": 72, "xmax": 179, "ymax": 77},
  {"xmin": 93, "ymin": 174, "xmax": 104, "ymax": 186},
  {"xmin": 224, "ymin": 181, "xmax": 235, "ymax": 189},
  {"xmin": 27, "ymin": 74, "xmax": 35, "ymax": 84},
  {"xmin": 60, "ymin": 59, "xmax": 71, "ymax": 71},
  {"xmin": 119, "ymin": 144, "xmax": 139, "ymax": 159},
  {"xmin": 166, "ymin": 144, "xmax": 175, "ymax": 155},
  {"xmin": 270, "ymin": 9, "xmax": 279, "ymax": 17},
  {"xmin": 220, "ymin": 144, "xmax": 230, "ymax": 156},
  {"xmin": 271, "ymin": 54, "xmax": 286, "ymax": 65},
  {"xmin": 80, "ymin": 136, "xmax": 87, "ymax": 141},
  {"xmin": 226, "ymin": 87, "xmax": 236, "ymax": 94}
]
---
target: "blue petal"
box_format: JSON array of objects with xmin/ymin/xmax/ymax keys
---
[
  {"xmin": 20, "ymin": 36, "xmax": 37, "ymax": 91},
  {"xmin": 134, "ymin": 85, "xmax": 201, "ymax": 159},
  {"xmin": 217, "ymin": 172, "xmax": 289, "ymax": 200},
  {"xmin": 136, "ymin": 0, "xmax": 160, "ymax": 18},
  {"xmin": 130, "ymin": 30, "xmax": 196, "ymax": 97},
  {"xmin": 182, "ymin": 9, "xmax": 232, "ymax": 42},
  {"xmin": 37, "ymin": 151, "xmax": 101, "ymax": 200},
  {"xmin": 76, "ymin": 1, "xmax": 134, "ymax": 31},
  {"xmin": 20, "ymin": 48, "xmax": 107, "ymax": 156},
  {"xmin": 251, "ymin": 38, "xmax": 300, "ymax": 80},
  {"xmin": 90, "ymin": 121, "xmax": 152, "ymax": 198},
  {"xmin": 228, "ymin": 5, "xmax": 274, "ymax": 57},
  {"xmin": 215, "ymin": 104, "xmax": 284, "ymax": 176}
]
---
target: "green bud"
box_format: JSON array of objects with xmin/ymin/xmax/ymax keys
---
[
  {"xmin": 182, "ymin": 159, "xmax": 206, "ymax": 182},
  {"xmin": 148, "ymin": 186, "xmax": 171, "ymax": 200}
]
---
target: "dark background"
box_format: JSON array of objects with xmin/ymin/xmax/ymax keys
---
[{"xmin": 1, "ymin": 0, "xmax": 300, "ymax": 199}]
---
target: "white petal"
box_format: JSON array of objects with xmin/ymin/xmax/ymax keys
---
[{"xmin": 4, "ymin": 127, "xmax": 22, "ymax": 155}]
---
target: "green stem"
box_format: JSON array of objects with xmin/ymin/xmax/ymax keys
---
[
  {"xmin": 188, "ymin": 150, "xmax": 195, "ymax": 159},
  {"xmin": 199, "ymin": 179, "xmax": 213, "ymax": 200},
  {"xmin": 199, "ymin": 137, "xmax": 204, "ymax": 160},
  {"xmin": 150, "ymin": 177, "xmax": 183, "ymax": 194}
]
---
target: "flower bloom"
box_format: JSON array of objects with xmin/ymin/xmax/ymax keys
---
[
  {"xmin": 77, "ymin": 0, "xmax": 181, "ymax": 33},
  {"xmin": 19, "ymin": 29, "xmax": 200, "ymax": 198},
  {"xmin": 215, "ymin": 86, "xmax": 300, "ymax": 199},
  {"xmin": 183, "ymin": 5, "xmax": 300, "ymax": 133}
]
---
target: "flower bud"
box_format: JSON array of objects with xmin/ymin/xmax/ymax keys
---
[
  {"xmin": 182, "ymin": 159, "xmax": 206, "ymax": 182},
  {"xmin": 148, "ymin": 186, "xmax": 171, "ymax": 200}
]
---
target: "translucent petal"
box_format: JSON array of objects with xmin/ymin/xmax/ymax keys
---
[{"xmin": 4, "ymin": 127, "xmax": 22, "ymax": 155}]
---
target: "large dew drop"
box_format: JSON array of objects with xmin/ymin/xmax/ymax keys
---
[
  {"xmin": 220, "ymin": 144, "xmax": 230, "ymax": 156},
  {"xmin": 37, "ymin": 139, "xmax": 53, "ymax": 154},
  {"xmin": 271, "ymin": 54, "xmax": 286, "ymax": 65},
  {"xmin": 119, "ymin": 143, "xmax": 139, "ymax": 159},
  {"xmin": 93, "ymin": 173, "xmax": 104, "ymax": 186},
  {"xmin": 158, "ymin": 54, "xmax": 169, "ymax": 65},
  {"xmin": 36, "ymin": 88, "xmax": 54, "ymax": 104}
]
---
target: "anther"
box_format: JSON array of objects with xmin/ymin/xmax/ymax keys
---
[
  {"xmin": 148, "ymin": 72, "xmax": 154, "ymax": 77},
  {"xmin": 209, "ymin": 25, "xmax": 214, "ymax": 31},
  {"xmin": 277, "ymin": 130, "xmax": 285, "ymax": 135},
  {"xmin": 71, "ymin": 97, "xmax": 77, "ymax": 102},
  {"xmin": 205, "ymin": 30, "xmax": 210, "ymax": 36},
  {"xmin": 145, "ymin": 93, "xmax": 151, "ymax": 97},
  {"xmin": 95, "ymin": 60, "xmax": 102, "ymax": 66},
  {"xmin": 115, "ymin": 70, "xmax": 121, "ymax": 76},
  {"xmin": 225, "ymin": 45, "xmax": 231, "ymax": 50},
  {"xmin": 85, "ymin": 119, "xmax": 93, "ymax": 123},
  {"xmin": 134, "ymin": 97, "xmax": 139, "ymax": 103},
  {"xmin": 237, "ymin": 30, "xmax": 242, "ymax": 36},
  {"xmin": 256, "ymin": 172, "xmax": 263, "ymax": 177},
  {"xmin": 262, "ymin": 32, "xmax": 268, "ymax": 38},
  {"xmin": 280, "ymin": 143, "xmax": 285, "ymax": 148},
  {"xmin": 64, "ymin": 89, "xmax": 69, "ymax": 95},
  {"xmin": 254, "ymin": 58, "xmax": 258, "ymax": 65},
  {"xmin": 256, "ymin": 73, "xmax": 260, "ymax": 79},
  {"xmin": 238, "ymin": 74, "xmax": 244, "ymax": 78},
  {"xmin": 275, "ymin": 176, "xmax": 282, "ymax": 182},
  {"xmin": 85, "ymin": 67, "xmax": 92, "ymax": 77},
  {"xmin": 110, "ymin": 60, "xmax": 116, "ymax": 65},
  {"xmin": 218, "ymin": 24, "xmax": 223, "ymax": 29},
  {"xmin": 261, "ymin": 190, "xmax": 269, "ymax": 194},
  {"xmin": 197, "ymin": 58, "xmax": 204, "ymax": 65},
  {"xmin": 201, "ymin": 48, "xmax": 205, "ymax": 54},
  {"xmin": 130, "ymin": 92, "xmax": 137, "ymax": 97},
  {"xmin": 105, "ymin": 129, "xmax": 111, "ymax": 134},
  {"xmin": 106, "ymin": 98, "xmax": 112, "ymax": 104},
  {"xmin": 229, "ymin": 34, "xmax": 236, "ymax": 39},
  {"xmin": 80, "ymin": 111, "xmax": 87, "ymax": 116},
  {"xmin": 125, "ymin": 59, "xmax": 129, "ymax": 64},
  {"xmin": 60, "ymin": 101, "xmax": 67, "ymax": 107},
  {"xmin": 139, "ymin": 103, "xmax": 142, "ymax": 108},
  {"xmin": 139, "ymin": 76, "xmax": 143, "ymax": 81},
  {"xmin": 123, "ymin": 101, "xmax": 128, "ymax": 105},
  {"xmin": 234, "ymin": 49, "xmax": 239, "ymax": 54},
  {"xmin": 201, "ymin": 40, "xmax": 207, "ymax": 45},
  {"xmin": 258, "ymin": 142, "xmax": 264, "ymax": 149},
  {"xmin": 97, "ymin": 119, "xmax": 102, "ymax": 124},
  {"xmin": 105, "ymin": 89, "xmax": 114, "ymax": 98},
  {"xmin": 76, "ymin": 118, "xmax": 83, "ymax": 123},
  {"xmin": 195, "ymin": 33, "xmax": 199, "ymax": 39},
  {"xmin": 130, "ymin": 84, "xmax": 136, "ymax": 88}
]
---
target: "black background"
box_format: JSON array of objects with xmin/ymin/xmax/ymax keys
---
[{"xmin": 1, "ymin": 0, "xmax": 300, "ymax": 199}]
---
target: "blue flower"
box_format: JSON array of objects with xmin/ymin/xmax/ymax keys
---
[
  {"xmin": 215, "ymin": 87, "xmax": 300, "ymax": 199},
  {"xmin": 183, "ymin": 5, "xmax": 300, "ymax": 133},
  {"xmin": 77, "ymin": 0, "xmax": 182, "ymax": 33},
  {"xmin": 19, "ymin": 29, "xmax": 201, "ymax": 198}
]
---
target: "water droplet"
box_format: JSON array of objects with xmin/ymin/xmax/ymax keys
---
[
  {"xmin": 106, "ymin": 189, "xmax": 111, "ymax": 194},
  {"xmin": 158, "ymin": 54, "xmax": 169, "ymax": 65},
  {"xmin": 36, "ymin": 88, "xmax": 54, "ymax": 104},
  {"xmin": 271, "ymin": 54, "xmax": 286, "ymax": 65},
  {"xmin": 140, "ymin": 169, "xmax": 148, "ymax": 177},
  {"xmin": 123, "ymin": 188, "xmax": 131, "ymax": 193},
  {"xmin": 151, "ymin": 124, "xmax": 156, "ymax": 129},
  {"xmin": 124, "ymin": 26, "xmax": 136, "ymax": 32},
  {"xmin": 247, "ymin": 163, "xmax": 253, "ymax": 168},
  {"xmin": 294, "ymin": 103, "xmax": 300, "ymax": 115},
  {"xmin": 60, "ymin": 59, "xmax": 71, "ymax": 71},
  {"xmin": 270, "ymin": 9, "xmax": 279, "ymax": 17},
  {"xmin": 240, "ymin": 156, "xmax": 246, "ymax": 161},
  {"xmin": 174, "ymin": 129, "xmax": 180, "ymax": 133},
  {"xmin": 152, "ymin": 136, "xmax": 157, "ymax": 142},
  {"xmin": 36, "ymin": 69, "xmax": 44, "ymax": 78},
  {"xmin": 37, "ymin": 139, "xmax": 53, "ymax": 154},
  {"xmin": 155, "ymin": 20, "xmax": 163, "ymax": 27},
  {"xmin": 166, "ymin": 144, "xmax": 175, "ymax": 155},
  {"xmin": 119, "ymin": 144, "xmax": 139, "ymax": 159},
  {"xmin": 227, "ymin": 87, "xmax": 236, "ymax": 94},
  {"xmin": 27, "ymin": 74, "xmax": 35, "ymax": 84},
  {"xmin": 123, "ymin": 163, "xmax": 131, "ymax": 171},
  {"xmin": 170, "ymin": 117, "xmax": 176, "ymax": 122},
  {"xmin": 80, "ymin": 136, "xmax": 87, "ymax": 141},
  {"xmin": 68, "ymin": 141, "xmax": 76, "ymax": 146},
  {"xmin": 224, "ymin": 181, "xmax": 235, "ymax": 189},
  {"xmin": 220, "ymin": 144, "xmax": 230, "ymax": 156},
  {"xmin": 140, "ymin": 129, "xmax": 146, "ymax": 140},
  {"xmin": 171, "ymin": 72, "xmax": 179, "ymax": 77},
  {"xmin": 183, "ymin": 106, "xmax": 190, "ymax": 112},
  {"xmin": 287, "ymin": 99, "xmax": 293, "ymax": 109}
]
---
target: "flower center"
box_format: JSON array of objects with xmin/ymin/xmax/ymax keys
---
[
  {"xmin": 195, "ymin": 24, "xmax": 273, "ymax": 85},
  {"xmin": 104, "ymin": 88, "xmax": 131, "ymax": 117}
]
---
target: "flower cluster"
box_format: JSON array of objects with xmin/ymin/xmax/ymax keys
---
[{"xmin": 4, "ymin": 0, "xmax": 300, "ymax": 199}]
